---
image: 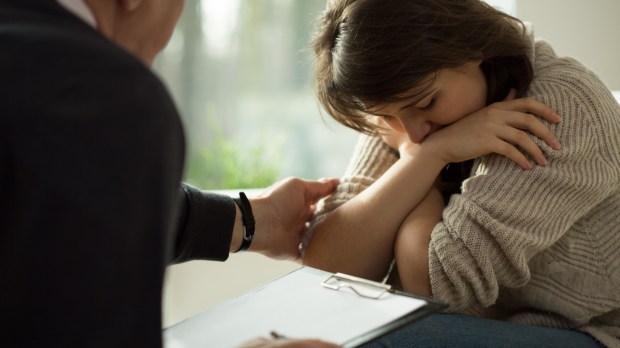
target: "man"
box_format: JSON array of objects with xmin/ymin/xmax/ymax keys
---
[{"xmin": 0, "ymin": 0, "xmax": 339, "ymax": 346}]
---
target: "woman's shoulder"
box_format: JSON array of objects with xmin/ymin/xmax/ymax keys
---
[
  {"xmin": 527, "ymin": 41, "xmax": 620, "ymax": 169},
  {"xmin": 529, "ymin": 40, "xmax": 619, "ymax": 125}
]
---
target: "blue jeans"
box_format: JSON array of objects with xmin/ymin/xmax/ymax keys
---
[{"xmin": 362, "ymin": 314, "xmax": 602, "ymax": 348}]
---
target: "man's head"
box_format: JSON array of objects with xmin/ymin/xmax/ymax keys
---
[{"xmin": 85, "ymin": 0, "xmax": 185, "ymax": 65}]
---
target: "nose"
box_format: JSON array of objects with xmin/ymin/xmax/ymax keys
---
[{"xmin": 400, "ymin": 118, "xmax": 432, "ymax": 144}]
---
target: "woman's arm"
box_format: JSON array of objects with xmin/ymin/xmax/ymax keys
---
[
  {"xmin": 304, "ymin": 145, "xmax": 445, "ymax": 281},
  {"xmin": 304, "ymin": 96, "xmax": 561, "ymax": 281},
  {"xmin": 394, "ymin": 185, "xmax": 445, "ymax": 296}
]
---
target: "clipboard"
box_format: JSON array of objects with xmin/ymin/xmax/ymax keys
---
[{"xmin": 164, "ymin": 266, "xmax": 445, "ymax": 348}]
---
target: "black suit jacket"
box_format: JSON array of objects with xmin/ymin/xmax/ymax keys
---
[{"xmin": 0, "ymin": 1, "xmax": 236, "ymax": 346}]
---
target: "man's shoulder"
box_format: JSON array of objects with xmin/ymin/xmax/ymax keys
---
[
  {"xmin": 0, "ymin": 8, "xmax": 172, "ymax": 123},
  {"xmin": 0, "ymin": 7, "xmax": 145, "ymax": 75}
]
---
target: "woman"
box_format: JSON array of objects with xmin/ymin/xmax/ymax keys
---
[{"xmin": 303, "ymin": 0, "xmax": 620, "ymax": 347}]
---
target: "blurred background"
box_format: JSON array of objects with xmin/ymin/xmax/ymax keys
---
[{"xmin": 158, "ymin": 0, "xmax": 620, "ymax": 328}]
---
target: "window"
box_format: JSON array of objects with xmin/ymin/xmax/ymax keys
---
[{"xmin": 154, "ymin": 0, "xmax": 358, "ymax": 190}]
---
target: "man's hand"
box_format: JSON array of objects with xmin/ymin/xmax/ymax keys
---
[
  {"xmin": 249, "ymin": 177, "xmax": 339, "ymax": 260},
  {"xmin": 239, "ymin": 337, "xmax": 341, "ymax": 348}
]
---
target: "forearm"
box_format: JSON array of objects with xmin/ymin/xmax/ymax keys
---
[
  {"xmin": 394, "ymin": 187, "xmax": 444, "ymax": 297},
  {"xmin": 304, "ymin": 147, "xmax": 445, "ymax": 281}
]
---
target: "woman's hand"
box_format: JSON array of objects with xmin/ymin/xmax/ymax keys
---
[
  {"xmin": 372, "ymin": 92, "xmax": 562, "ymax": 170},
  {"xmin": 407, "ymin": 91, "xmax": 562, "ymax": 169}
]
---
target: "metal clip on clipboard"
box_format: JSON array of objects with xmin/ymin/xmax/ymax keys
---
[{"xmin": 321, "ymin": 272, "xmax": 392, "ymax": 300}]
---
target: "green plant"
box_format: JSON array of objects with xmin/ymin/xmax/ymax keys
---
[{"xmin": 185, "ymin": 115, "xmax": 281, "ymax": 190}]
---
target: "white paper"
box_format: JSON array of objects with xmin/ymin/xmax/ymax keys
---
[{"xmin": 164, "ymin": 267, "xmax": 427, "ymax": 348}]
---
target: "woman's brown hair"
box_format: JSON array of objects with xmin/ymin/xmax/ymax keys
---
[{"xmin": 312, "ymin": 0, "xmax": 534, "ymax": 135}]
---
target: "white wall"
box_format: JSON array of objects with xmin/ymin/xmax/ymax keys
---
[
  {"xmin": 163, "ymin": 0, "xmax": 620, "ymax": 329},
  {"xmin": 517, "ymin": 0, "xmax": 620, "ymax": 90}
]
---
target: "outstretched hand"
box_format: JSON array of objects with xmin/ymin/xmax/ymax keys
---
[
  {"xmin": 238, "ymin": 337, "xmax": 341, "ymax": 348},
  {"xmin": 248, "ymin": 177, "xmax": 339, "ymax": 260}
]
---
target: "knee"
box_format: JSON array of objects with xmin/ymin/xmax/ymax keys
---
[{"xmin": 364, "ymin": 314, "xmax": 461, "ymax": 348}]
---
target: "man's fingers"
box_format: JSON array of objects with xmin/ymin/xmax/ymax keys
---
[{"xmin": 303, "ymin": 178, "xmax": 339, "ymax": 202}]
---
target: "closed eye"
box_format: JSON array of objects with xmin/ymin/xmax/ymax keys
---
[{"xmin": 419, "ymin": 98, "xmax": 435, "ymax": 111}]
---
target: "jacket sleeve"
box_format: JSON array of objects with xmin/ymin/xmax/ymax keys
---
[
  {"xmin": 172, "ymin": 184, "xmax": 236, "ymax": 263},
  {"xmin": 2, "ymin": 58, "xmax": 190, "ymax": 347}
]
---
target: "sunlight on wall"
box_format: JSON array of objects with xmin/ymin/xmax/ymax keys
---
[{"xmin": 485, "ymin": 0, "xmax": 517, "ymax": 15}]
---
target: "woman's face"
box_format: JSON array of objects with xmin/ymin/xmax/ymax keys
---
[{"xmin": 371, "ymin": 61, "xmax": 488, "ymax": 144}]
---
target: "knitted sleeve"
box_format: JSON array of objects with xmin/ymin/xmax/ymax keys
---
[
  {"xmin": 428, "ymin": 43, "xmax": 620, "ymax": 310},
  {"xmin": 302, "ymin": 134, "xmax": 398, "ymax": 250}
]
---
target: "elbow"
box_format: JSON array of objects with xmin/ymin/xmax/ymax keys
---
[{"xmin": 394, "ymin": 225, "xmax": 433, "ymax": 297}]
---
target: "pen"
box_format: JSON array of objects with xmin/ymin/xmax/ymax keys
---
[{"xmin": 270, "ymin": 330, "xmax": 288, "ymax": 340}]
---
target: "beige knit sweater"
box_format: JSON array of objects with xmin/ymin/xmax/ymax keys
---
[{"xmin": 306, "ymin": 38, "xmax": 620, "ymax": 346}]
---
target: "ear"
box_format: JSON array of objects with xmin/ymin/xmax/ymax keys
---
[{"xmin": 120, "ymin": 0, "xmax": 143, "ymax": 12}]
